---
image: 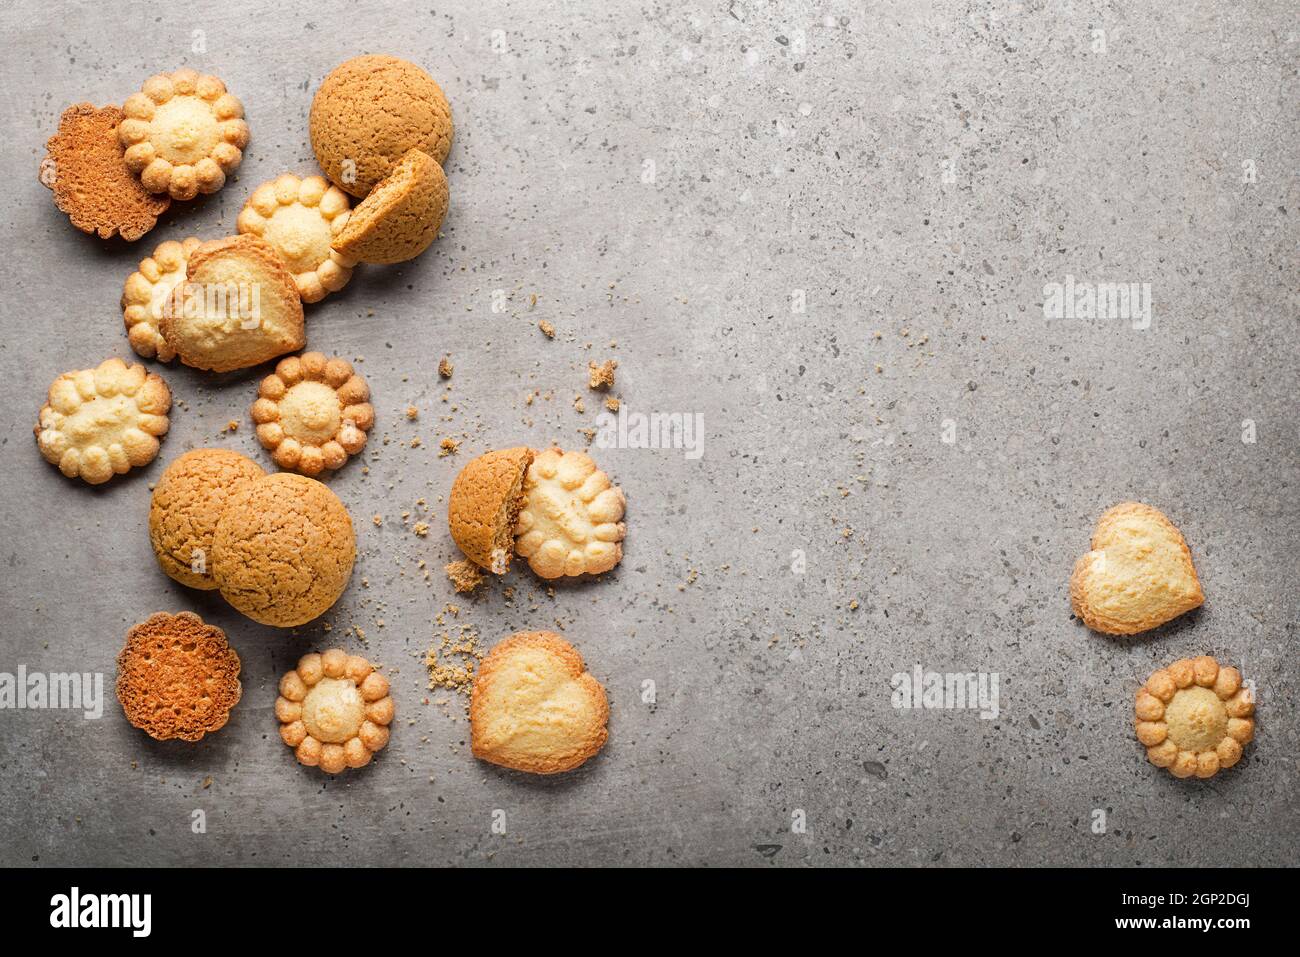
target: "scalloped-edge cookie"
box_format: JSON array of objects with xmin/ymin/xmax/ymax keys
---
[
  {"xmin": 251, "ymin": 352, "xmax": 373, "ymax": 475},
  {"xmin": 276, "ymin": 649, "xmax": 394, "ymax": 774},
  {"xmin": 119, "ymin": 68, "xmax": 249, "ymax": 200},
  {"xmin": 121, "ymin": 237, "xmax": 202, "ymax": 361},
  {"xmin": 149, "ymin": 448, "xmax": 266, "ymax": 589},
  {"xmin": 470, "ymin": 631, "xmax": 609, "ymax": 775},
  {"xmin": 309, "ymin": 54, "xmax": 453, "ymax": 197},
  {"xmin": 1070, "ymin": 502, "xmax": 1204, "ymax": 636},
  {"xmin": 116, "ymin": 612, "xmax": 241, "ymax": 742},
  {"xmin": 448, "ymin": 447, "xmax": 534, "ymax": 574},
  {"xmin": 330, "ymin": 148, "xmax": 448, "ymax": 264},
  {"xmin": 515, "ymin": 448, "xmax": 626, "ymax": 579},
  {"xmin": 1136, "ymin": 656, "xmax": 1255, "ymax": 779},
  {"xmin": 41, "ymin": 103, "xmax": 171, "ymax": 241},
  {"xmin": 35, "ymin": 357, "xmax": 171, "ymax": 484},
  {"xmin": 236, "ymin": 173, "xmax": 355, "ymax": 303},
  {"xmin": 160, "ymin": 234, "xmax": 305, "ymax": 372}
]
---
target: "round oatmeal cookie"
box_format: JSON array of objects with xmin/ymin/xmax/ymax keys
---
[
  {"xmin": 251, "ymin": 352, "xmax": 373, "ymax": 475},
  {"xmin": 149, "ymin": 449, "xmax": 266, "ymax": 589},
  {"xmin": 119, "ymin": 68, "xmax": 249, "ymax": 200},
  {"xmin": 1136, "ymin": 655, "xmax": 1255, "ymax": 780},
  {"xmin": 329, "ymin": 147, "xmax": 448, "ymax": 264},
  {"xmin": 116, "ymin": 611, "xmax": 242, "ymax": 742},
  {"xmin": 236, "ymin": 173, "xmax": 356, "ymax": 303},
  {"xmin": 121, "ymin": 237, "xmax": 202, "ymax": 361},
  {"xmin": 212, "ymin": 473, "xmax": 355, "ymax": 627},
  {"xmin": 448, "ymin": 447, "xmax": 534, "ymax": 574},
  {"xmin": 276, "ymin": 649, "xmax": 394, "ymax": 774},
  {"xmin": 309, "ymin": 54, "xmax": 453, "ymax": 197}
]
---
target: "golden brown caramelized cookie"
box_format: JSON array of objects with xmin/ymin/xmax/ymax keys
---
[
  {"xmin": 121, "ymin": 237, "xmax": 202, "ymax": 361},
  {"xmin": 309, "ymin": 54, "xmax": 453, "ymax": 197},
  {"xmin": 330, "ymin": 148, "xmax": 448, "ymax": 264},
  {"xmin": 236, "ymin": 173, "xmax": 355, "ymax": 303},
  {"xmin": 1136, "ymin": 656, "xmax": 1255, "ymax": 779},
  {"xmin": 470, "ymin": 631, "xmax": 608, "ymax": 775},
  {"xmin": 35, "ymin": 357, "xmax": 171, "ymax": 484},
  {"xmin": 251, "ymin": 352, "xmax": 373, "ymax": 475},
  {"xmin": 276, "ymin": 649, "xmax": 394, "ymax": 774},
  {"xmin": 116, "ymin": 612, "xmax": 241, "ymax": 742},
  {"xmin": 159, "ymin": 234, "xmax": 305, "ymax": 372},
  {"xmin": 149, "ymin": 449, "xmax": 266, "ymax": 589},
  {"xmin": 1070, "ymin": 502, "xmax": 1204, "ymax": 635},
  {"xmin": 515, "ymin": 448, "xmax": 626, "ymax": 579},
  {"xmin": 119, "ymin": 68, "xmax": 249, "ymax": 200},
  {"xmin": 447, "ymin": 447, "xmax": 534, "ymax": 574},
  {"xmin": 212, "ymin": 473, "xmax": 355, "ymax": 627},
  {"xmin": 41, "ymin": 103, "xmax": 171, "ymax": 241}
]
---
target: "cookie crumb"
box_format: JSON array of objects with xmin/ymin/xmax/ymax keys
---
[
  {"xmin": 444, "ymin": 559, "xmax": 485, "ymax": 594},
  {"xmin": 604, "ymin": 396, "xmax": 620, "ymax": 412},
  {"xmin": 372, "ymin": 514, "xmax": 383, "ymax": 526},
  {"xmin": 438, "ymin": 356, "xmax": 453, "ymax": 378},
  {"xmin": 538, "ymin": 320, "xmax": 555, "ymax": 338},
  {"xmin": 588, "ymin": 359, "xmax": 617, "ymax": 390},
  {"xmin": 439, "ymin": 436, "xmax": 460, "ymax": 457},
  {"xmin": 413, "ymin": 522, "xmax": 430, "ymax": 537},
  {"xmin": 405, "ymin": 405, "xmax": 419, "ymax": 420}
]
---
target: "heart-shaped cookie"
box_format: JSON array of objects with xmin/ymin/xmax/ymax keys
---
[
  {"xmin": 470, "ymin": 631, "xmax": 608, "ymax": 774},
  {"xmin": 1070, "ymin": 502, "xmax": 1204, "ymax": 635}
]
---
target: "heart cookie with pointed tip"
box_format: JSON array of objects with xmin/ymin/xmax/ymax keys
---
[
  {"xmin": 1070, "ymin": 502, "xmax": 1204, "ymax": 635},
  {"xmin": 470, "ymin": 631, "xmax": 608, "ymax": 774}
]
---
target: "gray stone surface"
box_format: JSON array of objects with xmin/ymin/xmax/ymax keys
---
[{"xmin": 0, "ymin": 0, "xmax": 1296, "ymax": 867}]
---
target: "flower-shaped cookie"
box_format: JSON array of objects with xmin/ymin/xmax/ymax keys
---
[
  {"xmin": 1136, "ymin": 656, "xmax": 1255, "ymax": 779},
  {"xmin": 276, "ymin": 650, "xmax": 394, "ymax": 774},
  {"xmin": 121, "ymin": 237, "xmax": 201, "ymax": 361},
  {"xmin": 514, "ymin": 449, "xmax": 626, "ymax": 579},
  {"xmin": 119, "ymin": 69, "xmax": 249, "ymax": 200},
  {"xmin": 35, "ymin": 357, "xmax": 171, "ymax": 484},
  {"xmin": 236, "ymin": 174, "xmax": 356, "ymax": 303},
  {"xmin": 252, "ymin": 352, "xmax": 373, "ymax": 475}
]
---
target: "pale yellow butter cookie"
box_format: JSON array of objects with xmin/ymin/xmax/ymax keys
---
[
  {"xmin": 277, "ymin": 649, "xmax": 394, "ymax": 774},
  {"xmin": 236, "ymin": 173, "xmax": 355, "ymax": 303},
  {"xmin": 515, "ymin": 448, "xmax": 626, "ymax": 579},
  {"xmin": 35, "ymin": 357, "xmax": 171, "ymax": 484},
  {"xmin": 1136, "ymin": 656, "xmax": 1255, "ymax": 779},
  {"xmin": 121, "ymin": 237, "xmax": 201, "ymax": 361},
  {"xmin": 251, "ymin": 352, "xmax": 373, "ymax": 475},
  {"xmin": 119, "ymin": 68, "xmax": 249, "ymax": 200},
  {"xmin": 470, "ymin": 631, "xmax": 608, "ymax": 775}
]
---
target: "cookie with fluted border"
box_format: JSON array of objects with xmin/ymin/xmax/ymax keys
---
[
  {"xmin": 309, "ymin": 54, "xmax": 453, "ymax": 197},
  {"xmin": 116, "ymin": 612, "xmax": 241, "ymax": 742},
  {"xmin": 470, "ymin": 631, "xmax": 608, "ymax": 775},
  {"xmin": 276, "ymin": 649, "xmax": 394, "ymax": 774},
  {"xmin": 41, "ymin": 103, "xmax": 170, "ymax": 241},
  {"xmin": 160, "ymin": 234, "xmax": 305, "ymax": 372},
  {"xmin": 119, "ymin": 68, "xmax": 249, "ymax": 200},
  {"xmin": 236, "ymin": 173, "xmax": 355, "ymax": 303},
  {"xmin": 149, "ymin": 449, "xmax": 266, "ymax": 589},
  {"xmin": 1136, "ymin": 655, "xmax": 1255, "ymax": 779},
  {"xmin": 330, "ymin": 148, "xmax": 448, "ymax": 264},
  {"xmin": 121, "ymin": 237, "xmax": 202, "ymax": 361},
  {"xmin": 35, "ymin": 357, "xmax": 171, "ymax": 484},
  {"xmin": 448, "ymin": 447, "xmax": 534, "ymax": 574},
  {"xmin": 1070, "ymin": 502, "xmax": 1204, "ymax": 635},
  {"xmin": 251, "ymin": 352, "xmax": 373, "ymax": 475},
  {"xmin": 515, "ymin": 448, "xmax": 626, "ymax": 579}
]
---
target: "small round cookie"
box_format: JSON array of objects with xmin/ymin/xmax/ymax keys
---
[
  {"xmin": 35, "ymin": 357, "xmax": 171, "ymax": 485},
  {"xmin": 470, "ymin": 631, "xmax": 609, "ymax": 775},
  {"xmin": 448, "ymin": 447, "xmax": 534, "ymax": 574},
  {"xmin": 149, "ymin": 449, "xmax": 266, "ymax": 589},
  {"xmin": 121, "ymin": 237, "xmax": 202, "ymax": 361},
  {"xmin": 330, "ymin": 148, "xmax": 448, "ymax": 264},
  {"xmin": 116, "ymin": 612, "xmax": 241, "ymax": 742},
  {"xmin": 276, "ymin": 649, "xmax": 394, "ymax": 774},
  {"xmin": 119, "ymin": 68, "xmax": 250, "ymax": 200},
  {"xmin": 309, "ymin": 54, "xmax": 453, "ymax": 197},
  {"xmin": 1136, "ymin": 656, "xmax": 1256, "ymax": 779},
  {"xmin": 41, "ymin": 103, "xmax": 170, "ymax": 241},
  {"xmin": 236, "ymin": 173, "xmax": 356, "ymax": 303},
  {"xmin": 515, "ymin": 448, "xmax": 626, "ymax": 579},
  {"xmin": 160, "ymin": 234, "xmax": 305, "ymax": 373},
  {"xmin": 212, "ymin": 473, "xmax": 355, "ymax": 627},
  {"xmin": 251, "ymin": 352, "xmax": 373, "ymax": 475}
]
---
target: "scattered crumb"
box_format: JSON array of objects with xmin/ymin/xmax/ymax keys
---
[
  {"xmin": 445, "ymin": 559, "xmax": 485, "ymax": 595},
  {"xmin": 425, "ymin": 626, "xmax": 482, "ymax": 696},
  {"xmin": 588, "ymin": 359, "xmax": 617, "ymax": 390},
  {"xmin": 538, "ymin": 319, "xmax": 555, "ymax": 338},
  {"xmin": 573, "ymin": 395, "xmax": 586, "ymax": 413},
  {"xmin": 410, "ymin": 437, "xmax": 422, "ymax": 448},
  {"xmin": 604, "ymin": 396, "xmax": 620, "ymax": 412},
  {"xmin": 439, "ymin": 437, "xmax": 460, "ymax": 457},
  {"xmin": 225, "ymin": 420, "xmax": 239, "ymax": 432},
  {"xmin": 372, "ymin": 514, "xmax": 383, "ymax": 527},
  {"xmin": 578, "ymin": 427, "xmax": 597, "ymax": 444},
  {"xmin": 405, "ymin": 406, "xmax": 419, "ymax": 420},
  {"xmin": 413, "ymin": 522, "xmax": 430, "ymax": 537},
  {"xmin": 438, "ymin": 356, "xmax": 453, "ymax": 378}
]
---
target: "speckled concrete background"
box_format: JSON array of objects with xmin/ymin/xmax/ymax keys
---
[{"xmin": 0, "ymin": 1, "xmax": 1296, "ymax": 867}]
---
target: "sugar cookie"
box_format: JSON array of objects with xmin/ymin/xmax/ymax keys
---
[
  {"xmin": 121, "ymin": 237, "xmax": 202, "ymax": 361},
  {"xmin": 276, "ymin": 650, "xmax": 394, "ymax": 774},
  {"xmin": 236, "ymin": 173, "xmax": 355, "ymax": 303},
  {"xmin": 1136, "ymin": 656, "xmax": 1255, "ymax": 779},
  {"xmin": 515, "ymin": 448, "xmax": 626, "ymax": 579},
  {"xmin": 251, "ymin": 352, "xmax": 373, "ymax": 475}
]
